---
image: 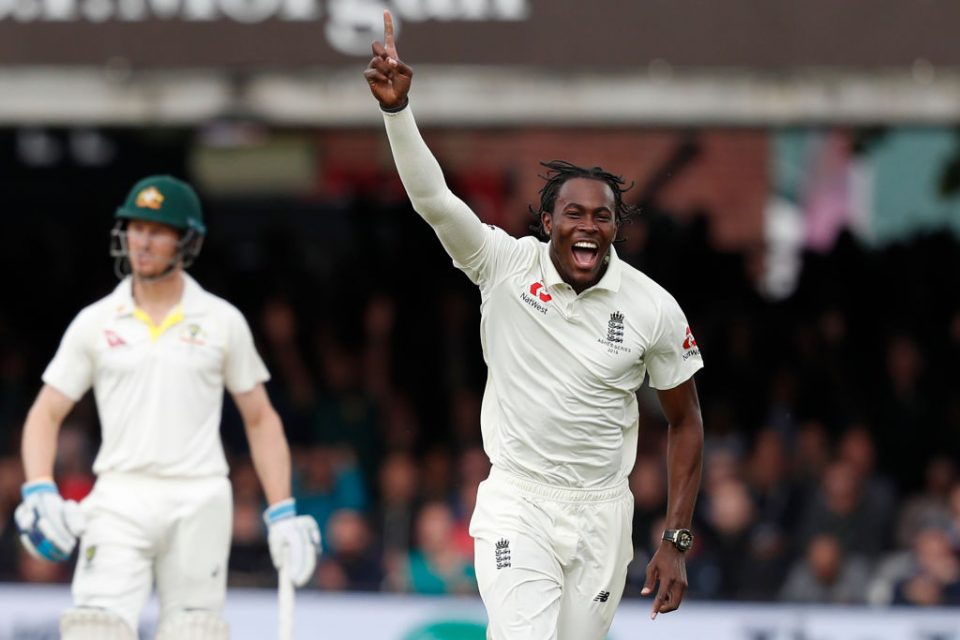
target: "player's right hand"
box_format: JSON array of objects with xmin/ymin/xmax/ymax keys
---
[
  {"xmin": 364, "ymin": 9, "xmax": 413, "ymax": 111},
  {"xmin": 14, "ymin": 480, "xmax": 86, "ymax": 562}
]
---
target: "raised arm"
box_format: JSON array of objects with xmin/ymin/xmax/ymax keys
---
[{"xmin": 364, "ymin": 10, "xmax": 486, "ymax": 264}]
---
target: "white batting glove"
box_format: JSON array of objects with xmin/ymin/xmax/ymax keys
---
[
  {"xmin": 263, "ymin": 499, "xmax": 320, "ymax": 587},
  {"xmin": 14, "ymin": 480, "xmax": 86, "ymax": 563}
]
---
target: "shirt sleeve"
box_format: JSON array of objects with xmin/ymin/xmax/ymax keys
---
[
  {"xmin": 454, "ymin": 225, "xmax": 540, "ymax": 292},
  {"xmin": 645, "ymin": 294, "xmax": 704, "ymax": 390},
  {"xmin": 223, "ymin": 307, "xmax": 270, "ymax": 395},
  {"xmin": 382, "ymin": 106, "xmax": 487, "ymax": 268},
  {"xmin": 42, "ymin": 310, "xmax": 95, "ymax": 401}
]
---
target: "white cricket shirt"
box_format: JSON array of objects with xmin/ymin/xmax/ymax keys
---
[
  {"xmin": 457, "ymin": 231, "xmax": 703, "ymax": 488},
  {"xmin": 42, "ymin": 274, "xmax": 269, "ymax": 477},
  {"xmin": 383, "ymin": 106, "xmax": 703, "ymax": 490}
]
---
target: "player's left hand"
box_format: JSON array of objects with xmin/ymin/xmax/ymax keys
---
[
  {"xmin": 263, "ymin": 499, "xmax": 321, "ymax": 587},
  {"xmin": 641, "ymin": 543, "xmax": 688, "ymax": 619}
]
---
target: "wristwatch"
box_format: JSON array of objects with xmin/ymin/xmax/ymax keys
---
[{"xmin": 662, "ymin": 528, "xmax": 694, "ymax": 552}]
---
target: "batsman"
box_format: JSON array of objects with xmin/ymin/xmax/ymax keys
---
[{"xmin": 15, "ymin": 176, "xmax": 320, "ymax": 639}]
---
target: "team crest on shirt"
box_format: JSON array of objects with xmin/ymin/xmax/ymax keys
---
[
  {"xmin": 597, "ymin": 311, "xmax": 632, "ymax": 355},
  {"xmin": 495, "ymin": 538, "xmax": 511, "ymax": 569},
  {"xmin": 83, "ymin": 545, "xmax": 96, "ymax": 569},
  {"xmin": 180, "ymin": 323, "xmax": 206, "ymax": 346}
]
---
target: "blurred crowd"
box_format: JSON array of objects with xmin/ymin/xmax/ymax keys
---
[{"xmin": 0, "ymin": 156, "xmax": 958, "ymax": 607}]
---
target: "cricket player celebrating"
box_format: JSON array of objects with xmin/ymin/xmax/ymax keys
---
[
  {"xmin": 365, "ymin": 12, "xmax": 704, "ymax": 639},
  {"xmin": 14, "ymin": 176, "xmax": 320, "ymax": 639}
]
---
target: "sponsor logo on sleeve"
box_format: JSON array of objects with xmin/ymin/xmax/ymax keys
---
[{"xmin": 682, "ymin": 326, "xmax": 700, "ymax": 360}]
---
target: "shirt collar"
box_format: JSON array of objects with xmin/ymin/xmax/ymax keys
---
[
  {"xmin": 538, "ymin": 241, "xmax": 623, "ymax": 293},
  {"xmin": 110, "ymin": 272, "xmax": 207, "ymax": 317}
]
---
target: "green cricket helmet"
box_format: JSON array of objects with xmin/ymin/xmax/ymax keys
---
[
  {"xmin": 110, "ymin": 175, "xmax": 206, "ymax": 277},
  {"xmin": 115, "ymin": 175, "xmax": 206, "ymax": 235}
]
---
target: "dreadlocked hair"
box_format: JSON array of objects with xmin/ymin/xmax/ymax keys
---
[{"xmin": 528, "ymin": 160, "xmax": 638, "ymax": 241}]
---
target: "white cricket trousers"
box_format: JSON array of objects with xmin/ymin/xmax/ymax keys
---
[
  {"xmin": 470, "ymin": 467, "xmax": 634, "ymax": 640},
  {"xmin": 72, "ymin": 473, "xmax": 232, "ymax": 632}
]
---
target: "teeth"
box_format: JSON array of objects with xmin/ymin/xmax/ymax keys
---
[{"xmin": 573, "ymin": 241, "xmax": 598, "ymax": 250}]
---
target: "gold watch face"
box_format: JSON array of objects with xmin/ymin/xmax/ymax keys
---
[{"xmin": 677, "ymin": 530, "xmax": 693, "ymax": 550}]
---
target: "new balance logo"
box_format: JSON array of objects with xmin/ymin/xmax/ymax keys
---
[
  {"xmin": 593, "ymin": 590, "xmax": 610, "ymax": 603},
  {"xmin": 495, "ymin": 538, "xmax": 511, "ymax": 570}
]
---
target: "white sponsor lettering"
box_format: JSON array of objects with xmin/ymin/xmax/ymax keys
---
[
  {"xmin": 325, "ymin": 0, "xmax": 385, "ymax": 54},
  {"xmin": 278, "ymin": 0, "xmax": 317, "ymax": 20},
  {"xmin": 0, "ymin": 0, "xmax": 531, "ymax": 50},
  {"xmin": 82, "ymin": 0, "xmax": 113, "ymax": 21},
  {"xmin": 219, "ymin": 0, "xmax": 281, "ymax": 23}
]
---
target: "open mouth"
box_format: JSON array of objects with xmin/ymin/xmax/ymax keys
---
[{"xmin": 571, "ymin": 240, "xmax": 599, "ymax": 270}]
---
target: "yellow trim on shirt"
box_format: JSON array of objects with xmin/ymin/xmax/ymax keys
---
[{"xmin": 132, "ymin": 305, "xmax": 185, "ymax": 342}]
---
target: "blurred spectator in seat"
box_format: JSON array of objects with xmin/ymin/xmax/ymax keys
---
[
  {"xmin": 388, "ymin": 501, "xmax": 476, "ymax": 595},
  {"xmin": 450, "ymin": 446, "xmax": 489, "ymax": 559},
  {"xmin": 779, "ymin": 533, "xmax": 869, "ymax": 604},
  {"xmin": 948, "ymin": 482, "xmax": 960, "ymax": 545},
  {"xmin": 228, "ymin": 496, "xmax": 273, "ymax": 587},
  {"xmin": 742, "ymin": 428, "xmax": 798, "ymax": 594},
  {"xmin": 891, "ymin": 526, "xmax": 960, "ymax": 606},
  {"xmin": 312, "ymin": 340, "xmax": 383, "ymax": 490},
  {"xmin": 796, "ymin": 458, "xmax": 889, "ymax": 559},
  {"xmin": 791, "ymin": 420, "xmax": 831, "ymax": 493},
  {"xmin": 746, "ymin": 428, "xmax": 801, "ymax": 538},
  {"xmin": 697, "ymin": 478, "xmax": 779, "ymax": 600},
  {"xmin": 895, "ymin": 455, "xmax": 956, "ymax": 548},
  {"xmin": 837, "ymin": 422, "xmax": 896, "ymax": 536},
  {"xmin": 295, "ymin": 446, "xmax": 368, "ymax": 552},
  {"xmin": 316, "ymin": 508, "xmax": 384, "ymax": 591},
  {"xmin": 227, "ymin": 457, "xmax": 272, "ymax": 586},
  {"xmin": 0, "ymin": 455, "xmax": 25, "ymax": 579},
  {"xmin": 420, "ymin": 445, "xmax": 455, "ymax": 503},
  {"xmin": 259, "ymin": 296, "xmax": 316, "ymax": 443},
  {"xmin": 875, "ymin": 335, "xmax": 932, "ymax": 491},
  {"xmin": 449, "ymin": 387, "xmax": 482, "ymax": 448},
  {"xmin": 373, "ymin": 451, "xmax": 421, "ymax": 575},
  {"xmin": 625, "ymin": 456, "xmax": 668, "ymax": 596},
  {"xmin": 381, "ymin": 392, "xmax": 421, "ymax": 453}
]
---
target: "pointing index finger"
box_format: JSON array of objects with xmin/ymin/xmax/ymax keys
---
[{"xmin": 383, "ymin": 9, "xmax": 398, "ymax": 58}]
